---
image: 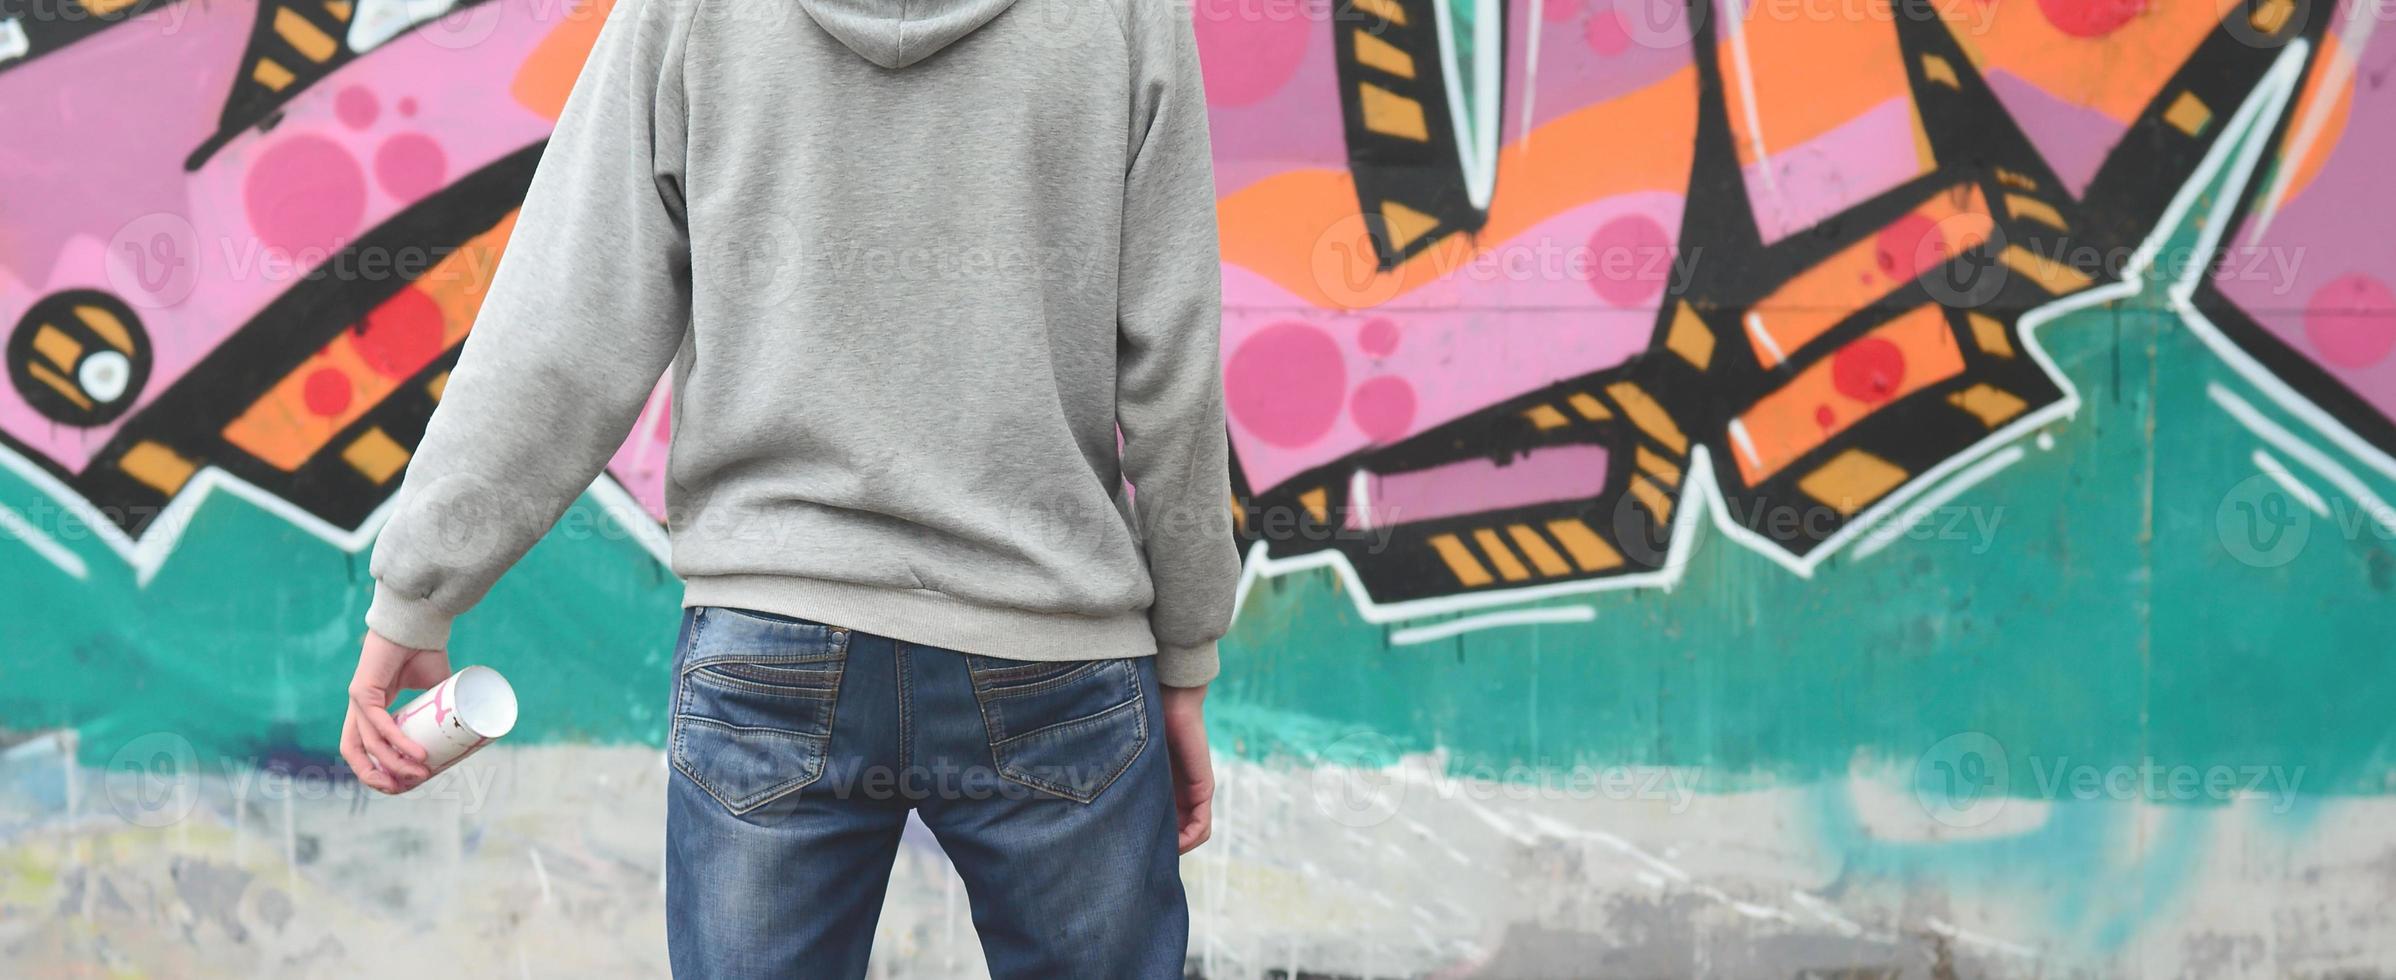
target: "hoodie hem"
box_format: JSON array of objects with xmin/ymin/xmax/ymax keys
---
[{"xmin": 682, "ymin": 573, "xmax": 1159, "ymax": 662}]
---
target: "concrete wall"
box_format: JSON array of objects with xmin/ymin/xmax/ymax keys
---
[{"xmin": 5, "ymin": 0, "xmax": 2395, "ymax": 976}]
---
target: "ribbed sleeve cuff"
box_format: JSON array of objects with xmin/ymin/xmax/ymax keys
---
[
  {"xmin": 365, "ymin": 581, "xmax": 456, "ymax": 652},
  {"xmin": 1155, "ymin": 640, "xmax": 1219, "ymax": 688}
]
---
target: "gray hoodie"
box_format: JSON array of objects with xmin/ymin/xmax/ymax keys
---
[{"xmin": 364, "ymin": 0, "xmax": 1236, "ymax": 686}]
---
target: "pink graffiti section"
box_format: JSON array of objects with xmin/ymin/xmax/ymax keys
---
[
  {"xmin": 0, "ymin": 0, "xmax": 573, "ymax": 473},
  {"xmin": 1223, "ymin": 192, "xmax": 1683, "ymax": 492},
  {"xmin": 2214, "ymin": 22, "xmax": 2396, "ymax": 425}
]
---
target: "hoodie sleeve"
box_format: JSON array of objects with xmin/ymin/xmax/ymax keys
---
[
  {"xmin": 1115, "ymin": 0, "xmax": 1238, "ymax": 688},
  {"xmin": 363, "ymin": 0, "xmax": 694, "ymax": 651}
]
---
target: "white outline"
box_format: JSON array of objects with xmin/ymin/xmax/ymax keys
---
[
  {"xmin": 1717, "ymin": 0, "xmax": 1775, "ymax": 194},
  {"xmin": 1348, "ymin": 467, "xmax": 1376, "ymax": 530},
  {"xmin": 1431, "ymin": 0, "xmax": 1506, "ymax": 210},
  {"xmin": 2245, "ymin": 0, "xmax": 2378, "ymax": 243},
  {"xmin": 1725, "ymin": 416, "xmax": 1763, "ymax": 472},
  {"xmin": 2214, "ymin": 384, "xmax": 2396, "ymax": 537},
  {"xmin": 0, "ymin": 40, "xmax": 2358, "ymax": 626},
  {"xmin": 0, "ymin": 17, "xmax": 26, "ymax": 65},
  {"xmin": 0, "ymin": 501, "xmax": 85, "ymax": 579},
  {"xmin": 2249, "ymin": 448, "xmax": 2329, "ymax": 518},
  {"xmin": 1518, "ymin": 0, "xmax": 1542, "ymax": 153},
  {"xmin": 2166, "ymin": 45, "xmax": 2396, "ymax": 492},
  {"xmin": 0, "ymin": 433, "xmax": 671, "ymax": 583},
  {"xmin": 1389, "ymin": 604, "xmax": 1596, "ymax": 645},
  {"xmin": 1234, "ymin": 41, "xmax": 2319, "ymax": 631},
  {"xmin": 1849, "ymin": 444, "xmax": 2025, "ymax": 561},
  {"xmin": 1742, "ymin": 311, "xmax": 1787, "ymax": 366}
]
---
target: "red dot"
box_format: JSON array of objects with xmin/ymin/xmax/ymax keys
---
[
  {"xmin": 376, "ymin": 133, "xmax": 448, "ymax": 204},
  {"xmin": 1831, "ymin": 337, "xmax": 1908, "ymax": 404},
  {"xmin": 303, "ymin": 368, "xmax": 354, "ymax": 417},
  {"xmin": 1351, "ymin": 376, "xmax": 1418, "ymax": 443},
  {"xmin": 1226, "ymin": 323, "xmax": 1347, "ymax": 448},
  {"xmin": 2037, "ymin": 0, "xmax": 2146, "ymax": 37},
  {"xmin": 1875, "ymin": 214, "xmax": 1948, "ymax": 284},
  {"xmin": 1358, "ymin": 317, "xmax": 1401, "ymax": 358},
  {"xmin": 354, "ymin": 288, "xmax": 446, "ymax": 377},
  {"xmin": 335, "ymin": 86, "xmax": 379, "ymax": 130},
  {"xmin": 1814, "ymin": 405, "xmax": 1837, "ymax": 430}
]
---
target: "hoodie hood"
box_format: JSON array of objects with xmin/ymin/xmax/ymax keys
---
[{"xmin": 796, "ymin": 0, "xmax": 1024, "ymax": 69}]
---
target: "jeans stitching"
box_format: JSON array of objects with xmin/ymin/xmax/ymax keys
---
[
  {"xmin": 895, "ymin": 641, "xmax": 913, "ymax": 775},
  {"xmin": 972, "ymin": 660, "xmax": 1108, "ymax": 700},
  {"xmin": 971, "ymin": 659, "xmax": 1147, "ymax": 805},
  {"xmin": 684, "ymin": 666, "xmax": 841, "ymax": 700},
  {"xmin": 667, "ymin": 607, "xmax": 847, "ymax": 816},
  {"xmin": 967, "ymin": 658, "xmax": 1090, "ymax": 684}
]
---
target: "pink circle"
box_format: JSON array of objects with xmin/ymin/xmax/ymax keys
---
[
  {"xmin": 1584, "ymin": 6, "xmax": 1632, "ymax": 55},
  {"xmin": 1358, "ymin": 317, "xmax": 1401, "ymax": 358},
  {"xmin": 1584, "ymin": 214, "xmax": 1673, "ymax": 306},
  {"xmin": 1193, "ymin": 6, "xmax": 1309, "ymax": 107},
  {"xmin": 303, "ymin": 368, "xmax": 353, "ymax": 417},
  {"xmin": 397, "ymin": 97, "xmax": 419, "ymax": 117},
  {"xmin": 335, "ymin": 86, "xmax": 379, "ymax": 130},
  {"xmin": 2305, "ymin": 273, "xmax": 2396, "ymax": 369},
  {"xmin": 1542, "ymin": 0, "xmax": 1581, "ymax": 22},
  {"xmin": 245, "ymin": 134, "xmax": 366, "ymax": 262},
  {"xmin": 1350, "ymin": 376, "xmax": 1417, "ymax": 443},
  {"xmin": 1227, "ymin": 322, "xmax": 1347, "ymax": 448},
  {"xmin": 375, "ymin": 134, "xmax": 448, "ymax": 204}
]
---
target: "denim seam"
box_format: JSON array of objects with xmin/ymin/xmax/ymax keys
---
[
  {"xmin": 895, "ymin": 641, "xmax": 914, "ymax": 775},
  {"xmin": 968, "ymin": 657, "xmax": 1095, "ymax": 685},
  {"xmin": 669, "ymin": 733, "xmax": 824, "ymax": 815},
  {"xmin": 666, "ymin": 607, "xmax": 849, "ymax": 816},
  {"xmin": 997, "ymin": 695, "xmax": 1147, "ymax": 805},
  {"xmin": 967, "ymin": 660, "xmax": 1147, "ymax": 804},
  {"xmin": 669, "ymin": 693, "xmax": 839, "ymax": 814},
  {"xmin": 683, "ymin": 650, "xmax": 847, "ymax": 669},
  {"xmin": 972, "ymin": 660, "xmax": 1108, "ymax": 700},
  {"xmin": 683, "ymin": 666, "xmax": 841, "ymax": 700}
]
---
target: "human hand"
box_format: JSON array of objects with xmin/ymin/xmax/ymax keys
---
[
  {"xmin": 1160, "ymin": 682, "xmax": 1213, "ymax": 853},
  {"xmin": 339, "ymin": 630, "xmax": 451, "ymax": 794}
]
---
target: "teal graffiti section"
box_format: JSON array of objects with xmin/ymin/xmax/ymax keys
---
[{"xmin": 6, "ymin": 146, "xmax": 2391, "ymax": 803}]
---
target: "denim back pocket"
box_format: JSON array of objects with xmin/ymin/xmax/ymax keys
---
[
  {"xmin": 964, "ymin": 656, "xmax": 1147, "ymax": 804},
  {"xmin": 669, "ymin": 607, "xmax": 850, "ymax": 815}
]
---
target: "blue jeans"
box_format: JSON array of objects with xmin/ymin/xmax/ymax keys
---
[{"xmin": 663, "ymin": 606, "xmax": 1187, "ymax": 978}]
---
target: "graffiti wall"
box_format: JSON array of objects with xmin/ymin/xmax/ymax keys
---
[{"xmin": 3, "ymin": 0, "xmax": 2393, "ymax": 974}]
